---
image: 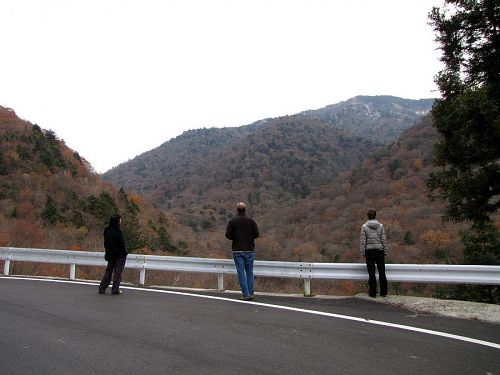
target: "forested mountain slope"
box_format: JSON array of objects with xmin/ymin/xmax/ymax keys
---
[
  {"xmin": 104, "ymin": 115, "xmax": 378, "ymax": 208},
  {"xmin": 0, "ymin": 99, "xmax": 459, "ymax": 267},
  {"xmin": 266, "ymin": 115, "xmax": 464, "ymax": 264},
  {"xmin": 0, "ymin": 106, "xmax": 193, "ymax": 255},
  {"xmin": 102, "ymin": 97, "xmax": 450, "ymax": 264}
]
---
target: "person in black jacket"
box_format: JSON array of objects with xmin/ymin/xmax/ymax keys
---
[
  {"xmin": 225, "ymin": 202, "xmax": 259, "ymax": 301},
  {"xmin": 99, "ymin": 214, "xmax": 128, "ymax": 295}
]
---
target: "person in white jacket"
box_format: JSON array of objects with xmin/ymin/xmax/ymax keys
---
[{"xmin": 360, "ymin": 209, "xmax": 388, "ymax": 297}]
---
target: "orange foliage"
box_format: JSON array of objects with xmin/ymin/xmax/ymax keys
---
[
  {"xmin": 413, "ymin": 158, "xmax": 423, "ymax": 171},
  {"xmin": 129, "ymin": 193, "xmax": 143, "ymax": 206},
  {"xmin": 419, "ymin": 230, "xmax": 451, "ymax": 249},
  {"xmin": 7, "ymin": 220, "xmax": 43, "ymax": 247},
  {"xmin": 291, "ymin": 243, "xmax": 319, "ymax": 261},
  {"xmin": 16, "ymin": 201, "xmax": 35, "ymax": 218}
]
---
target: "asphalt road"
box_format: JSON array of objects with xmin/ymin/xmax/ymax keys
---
[{"xmin": 1, "ymin": 277, "xmax": 499, "ymax": 375}]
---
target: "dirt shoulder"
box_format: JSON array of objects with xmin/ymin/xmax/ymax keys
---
[{"xmin": 356, "ymin": 294, "xmax": 500, "ymax": 324}]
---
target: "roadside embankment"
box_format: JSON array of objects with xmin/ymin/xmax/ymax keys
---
[{"xmin": 357, "ymin": 294, "xmax": 500, "ymax": 324}]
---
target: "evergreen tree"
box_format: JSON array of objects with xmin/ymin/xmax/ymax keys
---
[
  {"xmin": 118, "ymin": 187, "xmax": 145, "ymax": 250},
  {"xmin": 427, "ymin": 0, "xmax": 500, "ymax": 228},
  {"xmin": 70, "ymin": 210, "xmax": 85, "ymax": 228},
  {"xmin": 157, "ymin": 225, "xmax": 177, "ymax": 252},
  {"xmin": 41, "ymin": 195, "xmax": 62, "ymax": 225},
  {"xmin": 121, "ymin": 213, "xmax": 145, "ymax": 251},
  {"xmin": 428, "ymin": 0, "xmax": 499, "ymax": 302},
  {"xmin": 403, "ymin": 231, "xmax": 415, "ymax": 245},
  {"xmin": 462, "ymin": 222, "xmax": 500, "ymax": 266},
  {"xmin": 98, "ymin": 192, "xmax": 118, "ymax": 220}
]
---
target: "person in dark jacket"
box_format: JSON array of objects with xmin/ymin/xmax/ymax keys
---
[
  {"xmin": 99, "ymin": 214, "xmax": 128, "ymax": 295},
  {"xmin": 225, "ymin": 202, "xmax": 259, "ymax": 301},
  {"xmin": 360, "ymin": 209, "xmax": 388, "ymax": 298}
]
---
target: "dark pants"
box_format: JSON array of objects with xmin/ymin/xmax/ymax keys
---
[
  {"xmin": 99, "ymin": 256, "xmax": 127, "ymax": 293},
  {"xmin": 365, "ymin": 250, "xmax": 387, "ymax": 297}
]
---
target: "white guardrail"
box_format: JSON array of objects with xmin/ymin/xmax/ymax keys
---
[{"xmin": 1, "ymin": 247, "xmax": 500, "ymax": 296}]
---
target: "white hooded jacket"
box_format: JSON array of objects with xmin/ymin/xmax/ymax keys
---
[{"xmin": 360, "ymin": 219, "xmax": 388, "ymax": 256}]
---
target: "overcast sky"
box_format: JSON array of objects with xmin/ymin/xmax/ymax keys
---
[{"xmin": 0, "ymin": 0, "xmax": 444, "ymax": 173}]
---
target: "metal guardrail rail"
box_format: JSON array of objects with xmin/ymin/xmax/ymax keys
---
[{"xmin": 1, "ymin": 247, "xmax": 499, "ymax": 296}]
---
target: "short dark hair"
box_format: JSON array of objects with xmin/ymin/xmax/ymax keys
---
[
  {"xmin": 109, "ymin": 214, "xmax": 121, "ymax": 226},
  {"xmin": 367, "ymin": 209, "xmax": 376, "ymax": 220}
]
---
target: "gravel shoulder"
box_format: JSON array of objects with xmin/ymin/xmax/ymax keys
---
[{"xmin": 356, "ymin": 294, "xmax": 500, "ymax": 324}]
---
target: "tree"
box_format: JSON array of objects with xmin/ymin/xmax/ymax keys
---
[
  {"xmin": 85, "ymin": 192, "xmax": 118, "ymax": 222},
  {"xmin": 427, "ymin": 0, "xmax": 500, "ymax": 228},
  {"xmin": 156, "ymin": 225, "xmax": 177, "ymax": 252},
  {"xmin": 118, "ymin": 187, "xmax": 145, "ymax": 250},
  {"xmin": 462, "ymin": 222, "xmax": 500, "ymax": 266},
  {"xmin": 403, "ymin": 231, "xmax": 415, "ymax": 245},
  {"xmin": 427, "ymin": 0, "xmax": 499, "ymax": 302},
  {"xmin": 122, "ymin": 215, "xmax": 145, "ymax": 250},
  {"xmin": 41, "ymin": 195, "xmax": 62, "ymax": 225}
]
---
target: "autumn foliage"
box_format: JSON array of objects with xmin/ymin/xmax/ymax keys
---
[{"xmin": 0, "ymin": 106, "xmax": 195, "ymax": 256}]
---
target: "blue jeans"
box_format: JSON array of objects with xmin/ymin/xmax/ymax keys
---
[{"xmin": 233, "ymin": 251, "xmax": 255, "ymax": 296}]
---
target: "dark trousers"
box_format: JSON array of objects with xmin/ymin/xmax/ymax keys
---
[
  {"xmin": 365, "ymin": 250, "xmax": 387, "ymax": 296},
  {"xmin": 99, "ymin": 256, "xmax": 127, "ymax": 293}
]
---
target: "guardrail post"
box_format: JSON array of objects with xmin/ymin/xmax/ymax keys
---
[
  {"xmin": 70, "ymin": 264, "xmax": 76, "ymax": 280},
  {"xmin": 139, "ymin": 269, "xmax": 146, "ymax": 285},
  {"xmin": 217, "ymin": 273, "xmax": 224, "ymax": 291},
  {"xmin": 304, "ymin": 279, "xmax": 311, "ymax": 296},
  {"xmin": 3, "ymin": 260, "xmax": 10, "ymax": 275}
]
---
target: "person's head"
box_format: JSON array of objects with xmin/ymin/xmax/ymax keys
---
[
  {"xmin": 236, "ymin": 202, "xmax": 246, "ymax": 214},
  {"xmin": 109, "ymin": 214, "xmax": 122, "ymax": 226},
  {"xmin": 367, "ymin": 209, "xmax": 376, "ymax": 220}
]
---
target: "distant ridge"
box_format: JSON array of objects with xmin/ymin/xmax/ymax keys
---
[
  {"xmin": 301, "ymin": 95, "xmax": 435, "ymax": 143},
  {"xmin": 103, "ymin": 114, "xmax": 377, "ymax": 205}
]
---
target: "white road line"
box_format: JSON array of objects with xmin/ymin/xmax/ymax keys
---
[{"xmin": 2, "ymin": 276, "xmax": 499, "ymax": 350}]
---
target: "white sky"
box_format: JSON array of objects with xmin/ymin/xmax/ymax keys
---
[{"xmin": 0, "ymin": 0, "xmax": 444, "ymax": 173}]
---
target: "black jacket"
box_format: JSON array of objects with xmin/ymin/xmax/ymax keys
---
[
  {"xmin": 225, "ymin": 213, "xmax": 259, "ymax": 252},
  {"xmin": 103, "ymin": 224, "xmax": 128, "ymax": 261}
]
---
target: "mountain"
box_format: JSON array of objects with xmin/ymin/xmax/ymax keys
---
[
  {"xmin": 103, "ymin": 96, "xmax": 434, "ymax": 213},
  {"xmin": 0, "ymin": 106, "xmax": 193, "ymax": 257},
  {"xmin": 102, "ymin": 95, "xmax": 441, "ymax": 261},
  {"xmin": 301, "ymin": 95, "xmax": 435, "ymax": 143},
  {"xmin": 103, "ymin": 114, "xmax": 380, "ymax": 256},
  {"xmin": 103, "ymin": 114, "xmax": 378, "ymax": 210},
  {"xmin": 264, "ymin": 115, "xmax": 464, "ymax": 265},
  {"xmin": 1, "ymin": 98, "xmax": 463, "ymax": 296}
]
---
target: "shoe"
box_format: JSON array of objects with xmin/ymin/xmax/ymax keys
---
[
  {"xmin": 240, "ymin": 296, "xmax": 252, "ymax": 301},
  {"xmin": 380, "ymin": 294, "xmax": 387, "ymax": 297},
  {"xmin": 98, "ymin": 289, "xmax": 105, "ymax": 294},
  {"xmin": 111, "ymin": 290, "xmax": 123, "ymax": 295},
  {"xmin": 368, "ymin": 294, "xmax": 376, "ymax": 298}
]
